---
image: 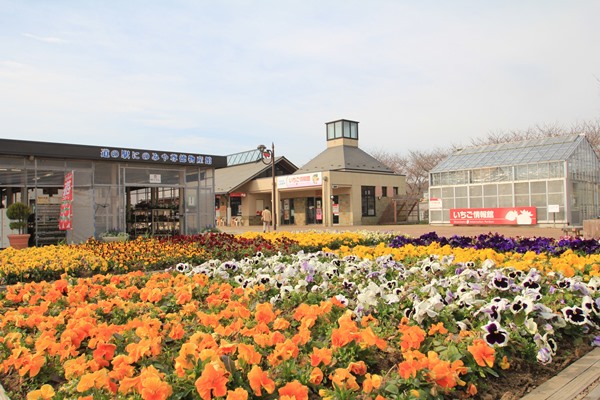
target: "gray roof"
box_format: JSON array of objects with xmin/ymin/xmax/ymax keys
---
[
  {"xmin": 215, "ymin": 156, "xmax": 298, "ymax": 194},
  {"xmin": 430, "ymin": 134, "xmax": 585, "ymax": 173},
  {"xmin": 295, "ymin": 145, "xmax": 395, "ymax": 174}
]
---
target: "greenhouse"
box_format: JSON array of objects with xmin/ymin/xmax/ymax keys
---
[{"xmin": 428, "ymin": 134, "xmax": 600, "ymax": 226}]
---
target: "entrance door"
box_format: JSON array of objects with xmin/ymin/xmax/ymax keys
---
[
  {"xmin": 332, "ymin": 195, "xmax": 339, "ymax": 224},
  {"xmin": 306, "ymin": 197, "xmax": 323, "ymax": 224}
]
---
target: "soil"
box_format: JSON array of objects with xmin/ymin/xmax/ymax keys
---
[{"xmin": 475, "ymin": 340, "xmax": 594, "ymax": 400}]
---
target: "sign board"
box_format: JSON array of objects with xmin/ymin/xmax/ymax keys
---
[
  {"xmin": 59, "ymin": 171, "xmax": 74, "ymax": 230},
  {"xmin": 548, "ymin": 204, "xmax": 560, "ymax": 213},
  {"xmin": 277, "ymin": 172, "xmax": 322, "ymax": 189},
  {"xmin": 429, "ymin": 198, "xmax": 443, "ymax": 209},
  {"xmin": 149, "ymin": 174, "xmax": 162, "ymax": 184},
  {"xmin": 450, "ymin": 207, "xmax": 537, "ymax": 225}
]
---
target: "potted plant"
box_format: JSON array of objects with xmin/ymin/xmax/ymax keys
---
[
  {"xmin": 6, "ymin": 202, "xmax": 32, "ymax": 249},
  {"xmin": 99, "ymin": 229, "xmax": 129, "ymax": 243}
]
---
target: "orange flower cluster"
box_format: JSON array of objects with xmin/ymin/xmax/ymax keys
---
[{"xmin": 1, "ymin": 264, "xmax": 503, "ymax": 399}]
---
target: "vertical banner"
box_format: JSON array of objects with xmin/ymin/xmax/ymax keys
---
[{"xmin": 59, "ymin": 171, "xmax": 74, "ymax": 230}]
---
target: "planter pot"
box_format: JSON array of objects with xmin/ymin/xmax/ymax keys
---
[
  {"xmin": 7, "ymin": 234, "xmax": 31, "ymax": 249},
  {"xmin": 101, "ymin": 236, "xmax": 128, "ymax": 243}
]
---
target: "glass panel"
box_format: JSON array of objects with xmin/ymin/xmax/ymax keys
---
[
  {"xmin": 514, "ymin": 182, "xmax": 529, "ymax": 195},
  {"xmin": 343, "ymin": 121, "xmax": 350, "ymax": 138},
  {"xmin": 327, "ymin": 123, "xmax": 335, "ymax": 140},
  {"xmin": 124, "ymin": 168, "xmax": 181, "ymax": 185},
  {"xmin": 547, "ymin": 193, "xmax": 564, "ymax": 206},
  {"xmin": 455, "ymin": 197, "xmax": 468, "ymax": 207},
  {"xmin": 530, "ymin": 181, "xmax": 546, "ymax": 194},
  {"xmin": 498, "ymin": 183, "xmax": 512, "ymax": 195},
  {"xmin": 334, "ymin": 121, "xmax": 342, "ymax": 138},
  {"xmin": 429, "ymin": 187, "xmax": 442, "ymax": 198},
  {"xmin": 531, "ymin": 194, "xmax": 546, "ymax": 206},
  {"xmin": 515, "ymin": 195, "xmax": 529, "ymax": 206},
  {"xmin": 469, "ymin": 185, "xmax": 482, "ymax": 196},
  {"xmin": 516, "ymin": 165, "xmax": 528, "ymax": 180},
  {"xmin": 484, "ymin": 197, "xmax": 498, "ymax": 207},
  {"xmin": 350, "ymin": 122, "xmax": 358, "ymax": 139},
  {"xmin": 498, "ymin": 196, "xmax": 513, "ymax": 207},
  {"xmin": 455, "ymin": 186, "xmax": 467, "ymax": 197},
  {"xmin": 483, "ymin": 184, "xmax": 497, "ymax": 196},
  {"xmin": 94, "ymin": 162, "xmax": 119, "ymax": 185},
  {"xmin": 547, "ymin": 180, "xmax": 564, "ymax": 193},
  {"xmin": 470, "ymin": 197, "xmax": 483, "ymax": 208},
  {"xmin": 430, "ymin": 210, "xmax": 442, "ymax": 222}
]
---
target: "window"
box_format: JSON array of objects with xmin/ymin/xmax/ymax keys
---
[
  {"xmin": 393, "ymin": 186, "xmax": 399, "ymax": 196},
  {"xmin": 382, "ymin": 186, "xmax": 388, "ymax": 197},
  {"xmin": 361, "ymin": 186, "xmax": 376, "ymax": 216}
]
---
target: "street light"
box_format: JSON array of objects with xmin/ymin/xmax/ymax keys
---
[{"xmin": 257, "ymin": 143, "xmax": 277, "ymax": 231}]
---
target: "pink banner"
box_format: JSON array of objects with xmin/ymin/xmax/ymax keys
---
[
  {"xmin": 450, "ymin": 207, "xmax": 537, "ymax": 225},
  {"xmin": 59, "ymin": 171, "xmax": 74, "ymax": 230}
]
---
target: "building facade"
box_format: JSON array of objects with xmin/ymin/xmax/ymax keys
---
[
  {"xmin": 0, "ymin": 139, "xmax": 226, "ymax": 247},
  {"xmin": 215, "ymin": 119, "xmax": 407, "ymax": 227},
  {"xmin": 428, "ymin": 135, "xmax": 600, "ymax": 227}
]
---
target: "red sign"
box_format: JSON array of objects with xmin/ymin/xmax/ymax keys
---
[
  {"xmin": 450, "ymin": 207, "xmax": 537, "ymax": 225},
  {"xmin": 59, "ymin": 171, "xmax": 74, "ymax": 230}
]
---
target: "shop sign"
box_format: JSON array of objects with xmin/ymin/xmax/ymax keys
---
[
  {"xmin": 450, "ymin": 207, "xmax": 537, "ymax": 225},
  {"xmin": 59, "ymin": 171, "xmax": 74, "ymax": 230},
  {"xmin": 149, "ymin": 174, "xmax": 162, "ymax": 183},
  {"xmin": 277, "ymin": 172, "xmax": 322, "ymax": 189},
  {"xmin": 99, "ymin": 148, "xmax": 214, "ymax": 165},
  {"xmin": 429, "ymin": 198, "xmax": 442, "ymax": 209},
  {"xmin": 230, "ymin": 192, "xmax": 246, "ymax": 197}
]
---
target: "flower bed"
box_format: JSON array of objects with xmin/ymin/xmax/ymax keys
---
[{"xmin": 0, "ymin": 232, "xmax": 598, "ymax": 399}]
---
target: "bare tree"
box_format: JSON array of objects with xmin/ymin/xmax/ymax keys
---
[
  {"xmin": 472, "ymin": 119, "xmax": 600, "ymax": 155},
  {"xmin": 371, "ymin": 148, "xmax": 450, "ymax": 222}
]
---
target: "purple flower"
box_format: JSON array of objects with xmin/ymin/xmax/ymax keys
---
[
  {"xmin": 592, "ymin": 336, "xmax": 600, "ymax": 347},
  {"xmin": 483, "ymin": 321, "xmax": 509, "ymax": 347}
]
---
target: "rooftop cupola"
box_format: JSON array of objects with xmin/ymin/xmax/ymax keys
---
[{"xmin": 326, "ymin": 119, "xmax": 359, "ymax": 148}]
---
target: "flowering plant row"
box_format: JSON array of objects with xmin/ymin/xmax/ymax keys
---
[
  {"xmin": 2, "ymin": 231, "xmax": 600, "ymax": 286},
  {"xmin": 1, "ymin": 238, "xmax": 599, "ymax": 399}
]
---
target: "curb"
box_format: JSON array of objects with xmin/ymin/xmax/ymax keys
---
[{"xmin": 521, "ymin": 348, "xmax": 600, "ymax": 400}]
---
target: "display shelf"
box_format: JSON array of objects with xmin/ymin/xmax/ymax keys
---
[
  {"xmin": 127, "ymin": 207, "xmax": 179, "ymax": 237},
  {"xmin": 34, "ymin": 204, "xmax": 66, "ymax": 246}
]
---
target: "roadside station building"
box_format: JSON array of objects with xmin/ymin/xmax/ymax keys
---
[
  {"xmin": 0, "ymin": 139, "xmax": 226, "ymax": 247},
  {"xmin": 428, "ymin": 134, "xmax": 600, "ymax": 227},
  {"xmin": 215, "ymin": 119, "xmax": 407, "ymax": 227}
]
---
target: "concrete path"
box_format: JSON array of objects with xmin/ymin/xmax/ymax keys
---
[{"xmin": 219, "ymin": 223, "xmax": 569, "ymax": 239}]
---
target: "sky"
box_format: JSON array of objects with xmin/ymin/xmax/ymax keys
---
[{"xmin": 1, "ymin": 1, "xmax": 599, "ymax": 167}]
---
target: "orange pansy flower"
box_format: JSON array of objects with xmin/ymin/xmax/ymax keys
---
[
  {"xmin": 248, "ymin": 365, "xmax": 276, "ymax": 396},
  {"xmin": 347, "ymin": 360, "xmax": 367, "ymax": 375},
  {"xmin": 237, "ymin": 343, "xmax": 262, "ymax": 365},
  {"xmin": 254, "ymin": 302, "xmax": 276, "ymax": 324},
  {"xmin": 26, "ymin": 384, "xmax": 54, "ymax": 400},
  {"xmin": 140, "ymin": 375, "xmax": 173, "ymax": 400},
  {"xmin": 467, "ymin": 339, "xmax": 495, "ymax": 368},
  {"xmin": 195, "ymin": 362, "xmax": 229, "ymax": 400},
  {"xmin": 329, "ymin": 368, "xmax": 360, "ymax": 391},
  {"xmin": 309, "ymin": 367, "xmax": 324, "ymax": 385},
  {"xmin": 310, "ymin": 346, "xmax": 333, "ymax": 367},
  {"xmin": 226, "ymin": 388, "xmax": 249, "ymax": 400},
  {"xmin": 428, "ymin": 322, "xmax": 449, "ymax": 336},
  {"xmin": 278, "ymin": 380, "xmax": 309, "ymax": 400},
  {"xmin": 362, "ymin": 373, "xmax": 382, "ymax": 394}
]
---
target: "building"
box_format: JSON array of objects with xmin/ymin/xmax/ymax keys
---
[
  {"xmin": 215, "ymin": 119, "xmax": 407, "ymax": 227},
  {"xmin": 428, "ymin": 134, "xmax": 600, "ymax": 226},
  {"xmin": 0, "ymin": 139, "xmax": 226, "ymax": 247}
]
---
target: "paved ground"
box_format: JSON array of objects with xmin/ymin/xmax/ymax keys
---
[{"xmin": 220, "ymin": 223, "xmax": 568, "ymax": 239}]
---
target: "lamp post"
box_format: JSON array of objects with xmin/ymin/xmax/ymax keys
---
[{"xmin": 257, "ymin": 143, "xmax": 277, "ymax": 231}]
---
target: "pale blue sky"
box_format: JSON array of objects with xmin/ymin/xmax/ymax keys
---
[{"xmin": 1, "ymin": 1, "xmax": 599, "ymax": 166}]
